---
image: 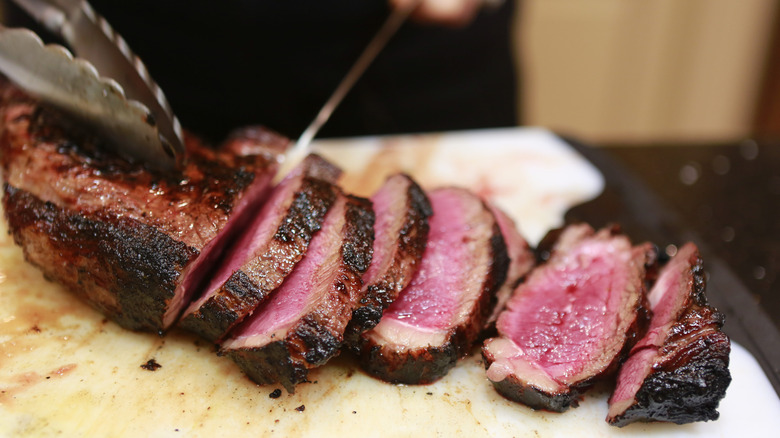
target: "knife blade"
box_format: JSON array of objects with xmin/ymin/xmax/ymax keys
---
[
  {"xmin": 6, "ymin": 0, "xmax": 184, "ymax": 169},
  {"xmin": 274, "ymin": 1, "xmax": 420, "ymax": 183}
]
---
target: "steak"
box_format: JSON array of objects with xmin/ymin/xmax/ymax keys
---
[
  {"xmin": 0, "ymin": 80, "xmax": 277, "ymax": 332},
  {"xmin": 485, "ymin": 204, "xmax": 535, "ymax": 327},
  {"xmin": 220, "ymin": 126, "xmax": 291, "ymax": 160},
  {"xmin": 343, "ymin": 173, "xmax": 432, "ymax": 348},
  {"xmin": 178, "ymin": 154, "xmax": 341, "ymax": 342},
  {"xmin": 357, "ymin": 187, "xmax": 508, "ymax": 384},
  {"xmin": 607, "ymin": 242, "xmax": 731, "ymax": 426},
  {"xmin": 221, "ymin": 191, "xmax": 374, "ymax": 393},
  {"xmin": 482, "ymin": 224, "xmax": 652, "ymax": 412}
]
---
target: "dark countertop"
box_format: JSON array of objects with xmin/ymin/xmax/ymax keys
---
[
  {"xmin": 564, "ymin": 139, "xmax": 780, "ymax": 394},
  {"xmin": 603, "ymin": 141, "xmax": 779, "ymax": 331}
]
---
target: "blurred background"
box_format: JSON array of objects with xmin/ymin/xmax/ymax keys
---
[
  {"xmin": 517, "ymin": 0, "xmax": 780, "ymax": 144},
  {"xmin": 2, "ymin": 0, "xmax": 777, "ymax": 143}
]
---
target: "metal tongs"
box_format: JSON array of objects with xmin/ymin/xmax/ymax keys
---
[{"xmin": 0, "ymin": 0, "xmax": 183, "ymax": 169}]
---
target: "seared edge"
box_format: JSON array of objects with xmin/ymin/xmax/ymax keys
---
[
  {"xmin": 178, "ymin": 176, "xmax": 340, "ymax": 342},
  {"xmin": 479, "ymin": 369, "xmax": 583, "ymax": 412},
  {"xmin": 0, "ymin": 82, "xmax": 276, "ymax": 252},
  {"xmin": 224, "ymin": 193, "xmax": 374, "ymax": 392},
  {"xmin": 358, "ymin": 189, "xmax": 509, "ymax": 384},
  {"xmin": 480, "ymin": 335, "xmax": 594, "ymax": 412},
  {"xmin": 482, "ymin": 225, "xmax": 652, "ymax": 412},
  {"xmin": 608, "ymin": 246, "xmax": 731, "ymax": 426},
  {"xmin": 344, "ymin": 174, "xmax": 432, "ymax": 348},
  {"xmin": 3, "ymin": 185, "xmax": 197, "ymax": 331},
  {"xmin": 485, "ymin": 204, "xmax": 535, "ymax": 328},
  {"xmin": 0, "ymin": 80, "xmax": 278, "ymax": 331}
]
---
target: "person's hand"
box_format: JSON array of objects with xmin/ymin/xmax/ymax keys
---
[{"xmin": 390, "ymin": 0, "xmax": 491, "ymax": 27}]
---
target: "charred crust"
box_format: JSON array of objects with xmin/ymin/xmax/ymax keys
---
[
  {"xmin": 609, "ymin": 332, "xmax": 731, "ymax": 426},
  {"xmin": 346, "ymin": 304, "xmax": 384, "ymax": 344},
  {"xmin": 533, "ymin": 226, "xmax": 564, "ymax": 263},
  {"xmin": 296, "ymin": 316, "xmax": 343, "ymax": 367},
  {"xmin": 226, "ymin": 193, "xmax": 373, "ymax": 393},
  {"xmin": 484, "ymin": 225, "xmax": 653, "ymax": 412},
  {"xmin": 467, "ymin": 217, "xmax": 521, "ymax": 348},
  {"xmin": 3, "ymin": 185, "xmax": 196, "ymax": 331},
  {"xmin": 275, "ymin": 178, "xmax": 338, "ymax": 242},
  {"xmin": 227, "ymin": 317, "xmax": 344, "ymax": 394},
  {"xmin": 608, "ymin": 245, "xmax": 731, "ymax": 426},
  {"xmin": 344, "ymin": 177, "xmax": 431, "ymax": 347},
  {"xmin": 357, "ymin": 195, "xmax": 508, "ymax": 384},
  {"xmin": 690, "ymin": 252, "xmax": 710, "ymax": 308},
  {"xmin": 1, "ymin": 82, "xmax": 278, "ymax": 333},
  {"xmin": 341, "ymin": 195, "xmax": 375, "ymax": 275},
  {"xmin": 178, "ymin": 270, "xmax": 254, "ymax": 342},
  {"xmin": 407, "ymin": 176, "xmax": 434, "ymax": 219},
  {"xmin": 485, "ymin": 372, "xmax": 579, "ymax": 413},
  {"xmin": 398, "ymin": 178, "xmax": 433, "ymax": 265},
  {"xmin": 180, "ymin": 178, "xmax": 339, "ymax": 341},
  {"xmin": 359, "ymin": 341, "xmax": 458, "ymax": 385},
  {"xmin": 481, "ymin": 346, "xmax": 595, "ymax": 413},
  {"xmin": 227, "ymin": 342, "xmax": 308, "ymax": 394},
  {"xmin": 484, "ymin": 220, "xmax": 510, "ymax": 317}
]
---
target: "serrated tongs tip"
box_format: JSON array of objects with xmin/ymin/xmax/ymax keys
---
[{"xmin": 2, "ymin": 0, "xmax": 184, "ymax": 170}]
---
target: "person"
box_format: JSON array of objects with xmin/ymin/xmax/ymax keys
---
[{"xmin": 5, "ymin": 0, "xmax": 518, "ymax": 143}]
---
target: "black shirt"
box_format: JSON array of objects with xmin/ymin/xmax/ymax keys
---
[{"xmin": 7, "ymin": 0, "xmax": 517, "ymax": 142}]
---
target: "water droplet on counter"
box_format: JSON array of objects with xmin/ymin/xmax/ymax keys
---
[
  {"xmin": 740, "ymin": 139, "xmax": 759, "ymax": 160},
  {"xmin": 753, "ymin": 266, "xmax": 766, "ymax": 280},
  {"xmin": 721, "ymin": 226, "xmax": 735, "ymax": 242},
  {"xmin": 679, "ymin": 163, "xmax": 700, "ymax": 185},
  {"xmin": 712, "ymin": 155, "xmax": 730, "ymax": 175}
]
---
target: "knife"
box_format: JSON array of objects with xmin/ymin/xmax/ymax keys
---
[
  {"xmin": 274, "ymin": 1, "xmax": 420, "ymax": 182},
  {"xmin": 2, "ymin": 0, "xmax": 183, "ymax": 169}
]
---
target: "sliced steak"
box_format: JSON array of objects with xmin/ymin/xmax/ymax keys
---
[
  {"xmin": 607, "ymin": 242, "xmax": 731, "ymax": 426},
  {"xmin": 221, "ymin": 192, "xmax": 374, "ymax": 393},
  {"xmin": 221, "ymin": 126, "xmax": 291, "ymax": 160},
  {"xmin": 0, "ymin": 80, "xmax": 277, "ymax": 332},
  {"xmin": 485, "ymin": 204, "xmax": 535, "ymax": 327},
  {"xmin": 357, "ymin": 187, "xmax": 508, "ymax": 384},
  {"xmin": 178, "ymin": 154, "xmax": 341, "ymax": 342},
  {"xmin": 343, "ymin": 173, "xmax": 432, "ymax": 348},
  {"xmin": 482, "ymin": 224, "xmax": 652, "ymax": 412}
]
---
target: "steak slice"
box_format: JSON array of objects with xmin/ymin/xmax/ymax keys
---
[
  {"xmin": 485, "ymin": 204, "xmax": 535, "ymax": 327},
  {"xmin": 178, "ymin": 154, "xmax": 341, "ymax": 342},
  {"xmin": 0, "ymin": 80, "xmax": 277, "ymax": 332},
  {"xmin": 482, "ymin": 224, "xmax": 652, "ymax": 412},
  {"xmin": 357, "ymin": 187, "xmax": 508, "ymax": 384},
  {"xmin": 343, "ymin": 173, "xmax": 432, "ymax": 348},
  {"xmin": 220, "ymin": 126, "xmax": 291, "ymax": 160},
  {"xmin": 607, "ymin": 242, "xmax": 731, "ymax": 426},
  {"xmin": 221, "ymin": 192, "xmax": 374, "ymax": 393}
]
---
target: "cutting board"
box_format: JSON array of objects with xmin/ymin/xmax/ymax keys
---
[{"xmin": 1, "ymin": 128, "xmax": 777, "ymax": 437}]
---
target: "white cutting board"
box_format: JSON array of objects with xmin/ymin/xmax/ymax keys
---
[{"xmin": 0, "ymin": 127, "xmax": 777, "ymax": 437}]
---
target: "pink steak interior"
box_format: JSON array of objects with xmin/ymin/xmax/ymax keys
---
[
  {"xmin": 380, "ymin": 190, "xmax": 471, "ymax": 331},
  {"xmin": 496, "ymin": 239, "xmax": 635, "ymax": 379}
]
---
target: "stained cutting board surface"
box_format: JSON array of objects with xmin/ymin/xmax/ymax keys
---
[{"xmin": 1, "ymin": 128, "xmax": 776, "ymax": 437}]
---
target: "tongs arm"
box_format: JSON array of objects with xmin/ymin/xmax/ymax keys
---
[{"xmin": 6, "ymin": 0, "xmax": 184, "ymax": 167}]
